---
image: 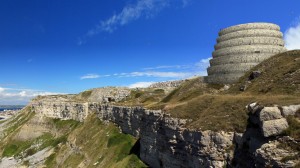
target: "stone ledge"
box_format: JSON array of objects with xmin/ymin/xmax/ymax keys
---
[
  {"xmin": 207, "ymin": 63, "xmax": 257, "ymax": 75},
  {"xmin": 204, "ymin": 73, "xmax": 245, "ymax": 84},
  {"xmin": 217, "ymin": 29, "xmax": 283, "ymax": 43},
  {"xmin": 218, "ymin": 23, "xmax": 280, "ymax": 36},
  {"xmin": 209, "ymin": 53, "xmax": 274, "ymax": 66},
  {"xmin": 215, "ymin": 37, "xmax": 284, "ymax": 50},
  {"xmin": 212, "ymin": 45, "xmax": 286, "ymax": 58}
]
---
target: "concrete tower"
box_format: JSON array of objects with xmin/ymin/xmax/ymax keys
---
[{"xmin": 206, "ymin": 22, "xmax": 287, "ymax": 84}]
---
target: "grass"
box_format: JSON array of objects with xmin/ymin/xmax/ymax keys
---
[
  {"xmin": 107, "ymin": 131, "xmax": 136, "ymax": 161},
  {"xmin": 47, "ymin": 115, "xmax": 147, "ymax": 168},
  {"xmin": 1, "ymin": 132, "xmax": 68, "ymax": 158},
  {"xmin": 2, "ymin": 140, "xmax": 33, "ymax": 157},
  {"xmin": 51, "ymin": 118, "xmax": 82, "ymax": 133},
  {"xmin": 117, "ymin": 88, "xmax": 167, "ymax": 107},
  {"xmin": 143, "ymin": 51, "xmax": 300, "ymax": 132},
  {"xmin": 227, "ymin": 50, "xmax": 300, "ymax": 95},
  {"xmin": 3, "ymin": 107, "xmax": 35, "ymax": 138},
  {"xmin": 284, "ymin": 115, "xmax": 300, "ymax": 141},
  {"xmin": 45, "ymin": 153, "xmax": 57, "ymax": 167}
]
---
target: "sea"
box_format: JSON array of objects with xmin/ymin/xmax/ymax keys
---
[{"xmin": 0, "ymin": 107, "xmax": 24, "ymax": 112}]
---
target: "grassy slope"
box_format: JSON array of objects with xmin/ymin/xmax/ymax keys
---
[
  {"xmin": 0, "ymin": 109, "xmax": 146, "ymax": 168},
  {"xmin": 54, "ymin": 115, "xmax": 146, "ymax": 168},
  {"xmin": 227, "ymin": 50, "xmax": 300, "ymax": 95},
  {"xmin": 144, "ymin": 50, "xmax": 300, "ymax": 132}
]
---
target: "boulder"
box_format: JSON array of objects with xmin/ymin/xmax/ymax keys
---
[
  {"xmin": 261, "ymin": 118, "xmax": 289, "ymax": 137},
  {"xmin": 281, "ymin": 105, "xmax": 300, "ymax": 117},
  {"xmin": 259, "ymin": 107, "xmax": 282, "ymax": 122}
]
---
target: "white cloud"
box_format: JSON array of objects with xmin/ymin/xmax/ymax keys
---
[
  {"xmin": 0, "ymin": 87, "xmax": 65, "ymax": 105},
  {"xmin": 143, "ymin": 65, "xmax": 191, "ymax": 70},
  {"xmin": 284, "ymin": 20, "xmax": 300, "ymax": 50},
  {"xmin": 81, "ymin": 57, "xmax": 211, "ymax": 81},
  {"xmin": 78, "ymin": 0, "xmax": 190, "ymax": 45},
  {"xmin": 80, "ymin": 74, "xmax": 100, "ymax": 80},
  {"xmin": 195, "ymin": 57, "xmax": 211, "ymax": 68},
  {"xmin": 128, "ymin": 82, "xmax": 154, "ymax": 88},
  {"xmin": 118, "ymin": 71, "xmax": 193, "ymax": 78}
]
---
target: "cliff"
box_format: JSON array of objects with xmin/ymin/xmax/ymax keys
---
[{"xmin": 29, "ymin": 95, "xmax": 300, "ymax": 168}]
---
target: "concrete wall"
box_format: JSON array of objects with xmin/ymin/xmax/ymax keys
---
[{"xmin": 206, "ymin": 22, "xmax": 286, "ymax": 84}]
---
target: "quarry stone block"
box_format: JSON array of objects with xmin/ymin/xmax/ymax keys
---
[
  {"xmin": 261, "ymin": 118, "xmax": 289, "ymax": 137},
  {"xmin": 259, "ymin": 107, "xmax": 282, "ymax": 122},
  {"xmin": 281, "ymin": 105, "xmax": 300, "ymax": 117}
]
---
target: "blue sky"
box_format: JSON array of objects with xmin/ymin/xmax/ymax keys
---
[{"xmin": 0, "ymin": 0, "xmax": 300, "ymax": 105}]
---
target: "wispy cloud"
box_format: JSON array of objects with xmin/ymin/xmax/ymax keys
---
[
  {"xmin": 0, "ymin": 87, "xmax": 65, "ymax": 105},
  {"xmin": 80, "ymin": 74, "xmax": 101, "ymax": 80},
  {"xmin": 195, "ymin": 57, "xmax": 211, "ymax": 68},
  {"xmin": 284, "ymin": 18, "xmax": 300, "ymax": 50},
  {"xmin": 78, "ymin": 0, "xmax": 190, "ymax": 45},
  {"xmin": 120, "ymin": 71, "xmax": 193, "ymax": 78},
  {"xmin": 128, "ymin": 81, "xmax": 154, "ymax": 88},
  {"xmin": 81, "ymin": 57, "xmax": 211, "ymax": 81},
  {"xmin": 143, "ymin": 65, "xmax": 191, "ymax": 70}
]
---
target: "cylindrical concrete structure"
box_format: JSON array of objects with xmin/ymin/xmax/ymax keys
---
[{"xmin": 206, "ymin": 22, "xmax": 286, "ymax": 84}]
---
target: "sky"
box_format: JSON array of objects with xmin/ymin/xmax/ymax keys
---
[{"xmin": 0, "ymin": 0, "xmax": 300, "ymax": 105}]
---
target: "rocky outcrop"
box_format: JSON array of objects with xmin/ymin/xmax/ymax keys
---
[
  {"xmin": 233, "ymin": 103, "xmax": 300, "ymax": 168},
  {"xmin": 149, "ymin": 80, "xmax": 185, "ymax": 89},
  {"xmin": 31, "ymin": 97, "xmax": 299, "ymax": 168}
]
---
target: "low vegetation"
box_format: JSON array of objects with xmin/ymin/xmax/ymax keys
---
[
  {"xmin": 44, "ymin": 115, "xmax": 146, "ymax": 167},
  {"xmin": 117, "ymin": 88, "xmax": 167, "ymax": 107},
  {"xmin": 0, "ymin": 107, "xmax": 147, "ymax": 167}
]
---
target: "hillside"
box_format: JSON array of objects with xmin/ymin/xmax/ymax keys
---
[
  {"xmin": 0, "ymin": 107, "xmax": 146, "ymax": 167},
  {"xmin": 0, "ymin": 50, "xmax": 299, "ymax": 167},
  {"xmin": 228, "ymin": 50, "xmax": 300, "ymax": 95},
  {"xmin": 154, "ymin": 50, "xmax": 300, "ymax": 132}
]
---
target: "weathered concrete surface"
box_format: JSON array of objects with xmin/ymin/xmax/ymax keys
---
[{"xmin": 206, "ymin": 22, "xmax": 286, "ymax": 84}]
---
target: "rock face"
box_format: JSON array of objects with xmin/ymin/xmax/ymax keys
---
[
  {"xmin": 31, "ymin": 97, "xmax": 234, "ymax": 168},
  {"xmin": 86, "ymin": 87, "xmax": 131, "ymax": 103},
  {"xmin": 31, "ymin": 97, "xmax": 300, "ymax": 168},
  {"xmin": 149, "ymin": 77, "xmax": 203, "ymax": 89},
  {"xmin": 234, "ymin": 103, "xmax": 299, "ymax": 168},
  {"xmin": 206, "ymin": 22, "xmax": 287, "ymax": 84}
]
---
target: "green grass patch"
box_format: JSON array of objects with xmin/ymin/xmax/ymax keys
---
[
  {"xmin": 2, "ymin": 140, "xmax": 33, "ymax": 157},
  {"xmin": 125, "ymin": 155, "xmax": 148, "ymax": 168},
  {"xmin": 63, "ymin": 153, "xmax": 85, "ymax": 168},
  {"xmin": 284, "ymin": 116, "xmax": 300, "ymax": 141},
  {"xmin": 52, "ymin": 118, "xmax": 81, "ymax": 131},
  {"xmin": 38, "ymin": 134, "xmax": 68, "ymax": 150},
  {"xmin": 45, "ymin": 153, "xmax": 57, "ymax": 167},
  {"xmin": 107, "ymin": 130, "xmax": 136, "ymax": 161}
]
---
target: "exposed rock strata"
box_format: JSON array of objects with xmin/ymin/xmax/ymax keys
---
[
  {"xmin": 30, "ymin": 98, "xmax": 299, "ymax": 168},
  {"xmin": 233, "ymin": 103, "xmax": 299, "ymax": 168}
]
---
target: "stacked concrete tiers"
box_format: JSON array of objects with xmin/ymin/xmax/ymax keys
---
[{"xmin": 206, "ymin": 23, "xmax": 287, "ymax": 84}]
